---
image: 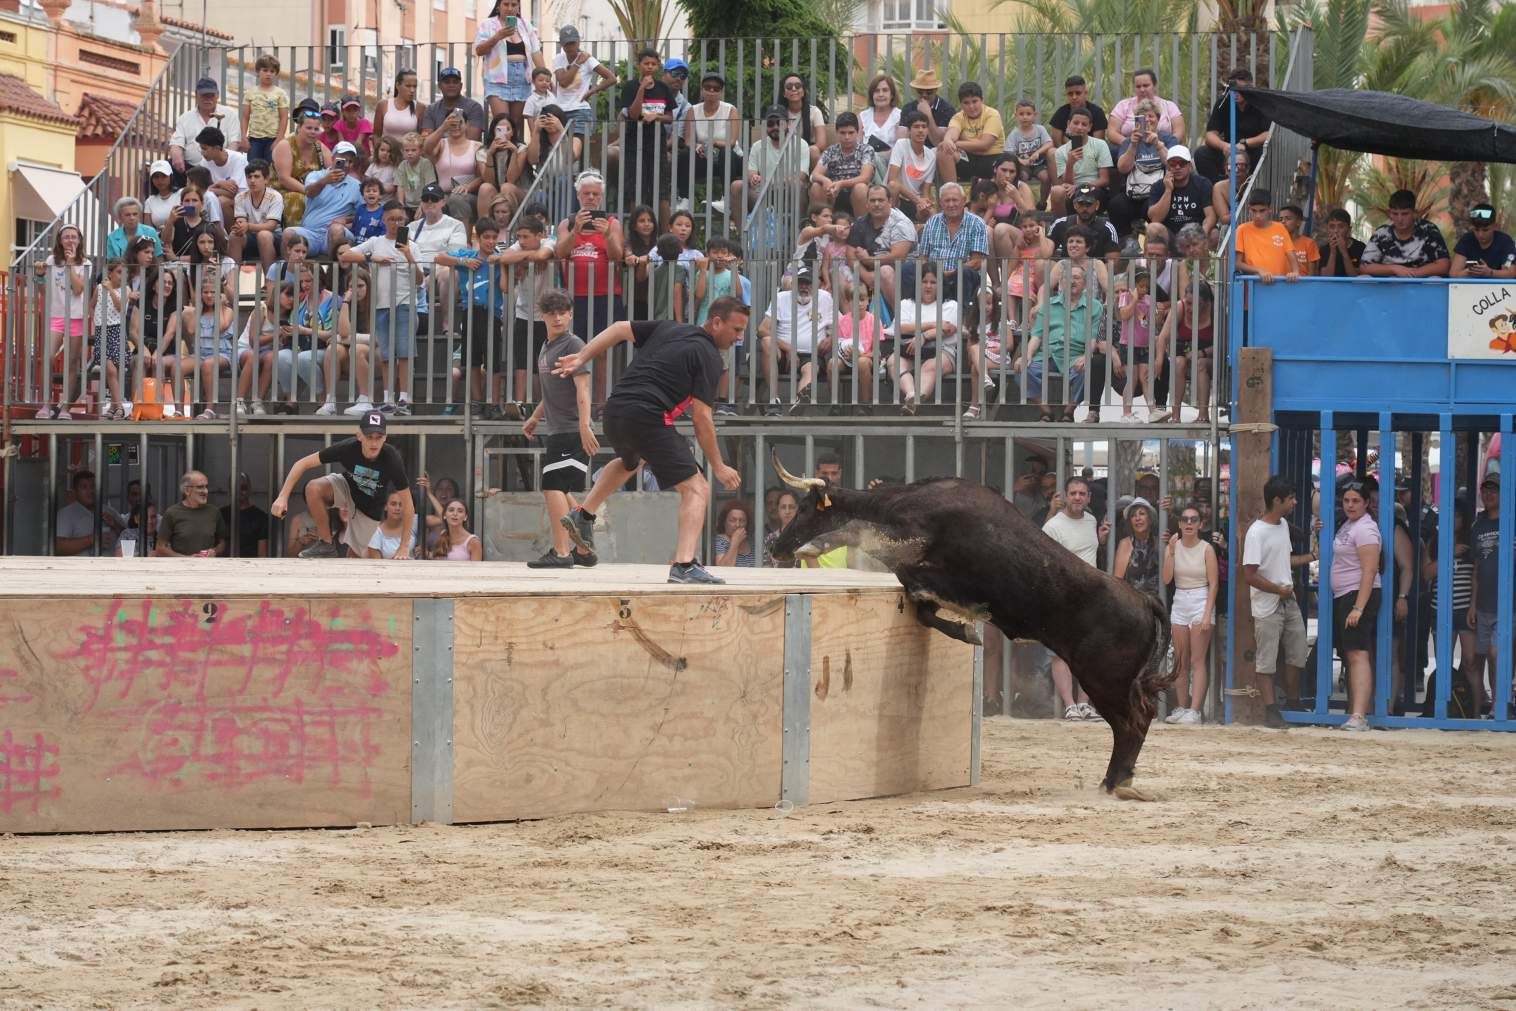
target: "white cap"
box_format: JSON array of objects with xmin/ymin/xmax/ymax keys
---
[
  {"xmin": 333, "ymin": 141, "xmax": 358, "ymax": 156},
  {"xmin": 149, "ymin": 159, "xmax": 172, "ymax": 177},
  {"xmin": 1165, "ymin": 144, "xmax": 1193, "ymax": 164}
]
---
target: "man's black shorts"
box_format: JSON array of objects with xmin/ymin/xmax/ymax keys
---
[
  {"xmin": 509, "ymin": 316, "xmax": 547, "ymax": 373},
  {"xmin": 602, "ymin": 409, "xmax": 698, "ymax": 488},
  {"xmin": 540, "ymin": 431, "xmax": 590, "ymax": 493}
]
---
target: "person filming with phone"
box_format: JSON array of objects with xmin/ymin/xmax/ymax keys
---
[{"xmin": 287, "ymin": 140, "xmax": 363, "ymax": 257}]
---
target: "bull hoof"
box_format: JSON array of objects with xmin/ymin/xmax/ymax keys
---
[
  {"xmin": 963, "ymin": 623, "xmax": 984, "ymax": 646},
  {"xmin": 1111, "ymin": 778, "xmax": 1156, "ymax": 802}
]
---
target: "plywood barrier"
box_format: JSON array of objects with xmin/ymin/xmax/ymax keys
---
[
  {"xmin": 0, "ymin": 596, "xmax": 413, "ymax": 833},
  {"xmin": 0, "ymin": 562, "xmax": 977, "ymax": 833},
  {"xmin": 452, "ymin": 593, "xmax": 787, "ymax": 821},
  {"xmin": 807, "ymin": 592, "xmax": 975, "ymax": 806}
]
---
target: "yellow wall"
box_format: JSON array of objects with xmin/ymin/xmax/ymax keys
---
[
  {"xmin": 0, "ymin": 112, "xmax": 80, "ymax": 273},
  {"xmin": 950, "ymin": 0, "xmax": 1009, "ymax": 34},
  {"xmin": 0, "ymin": 14, "xmax": 50, "ymax": 91}
]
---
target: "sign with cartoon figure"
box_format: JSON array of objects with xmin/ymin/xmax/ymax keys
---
[{"xmin": 1447, "ymin": 283, "xmax": 1516, "ymax": 358}]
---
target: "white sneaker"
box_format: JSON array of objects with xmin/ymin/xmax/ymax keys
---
[
  {"xmin": 1339, "ymin": 714, "xmax": 1370, "ymax": 732},
  {"xmin": 1163, "ymin": 707, "xmax": 1186, "ymax": 724},
  {"xmin": 1062, "ymin": 705, "xmax": 1082, "ymax": 721},
  {"xmin": 163, "ymin": 403, "xmax": 179, "ymax": 419},
  {"xmin": 315, "ymin": 401, "xmax": 338, "ymax": 416},
  {"xmin": 344, "ymin": 400, "xmax": 375, "ymax": 417},
  {"xmin": 34, "ymin": 404, "xmax": 55, "ymax": 420},
  {"xmin": 1077, "ymin": 702, "xmax": 1101, "ymax": 721},
  {"xmin": 250, "ymin": 398, "xmax": 267, "ymax": 416},
  {"xmin": 674, "ymin": 197, "xmax": 692, "ymax": 213},
  {"xmin": 709, "ymin": 198, "xmax": 727, "ymax": 215},
  {"xmin": 1176, "ymin": 708, "xmax": 1201, "ymax": 725},
  {"xmin": 232, "ymin": 398, "xmax": 249, "ymax": 416}
]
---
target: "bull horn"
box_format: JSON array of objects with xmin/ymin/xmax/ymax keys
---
[{"xmin": 771, "ymin": 449, "xmax": 826, "ymax": 493}]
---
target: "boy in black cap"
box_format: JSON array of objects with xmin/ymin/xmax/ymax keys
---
[{"xmin": 271, "ymin": 409, "xmax": 414, "ymax": 559}]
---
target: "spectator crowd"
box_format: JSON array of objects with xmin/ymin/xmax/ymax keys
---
[{"xmin": 27, "ymin": 36, "xmax": 1512, "ymax": 429}]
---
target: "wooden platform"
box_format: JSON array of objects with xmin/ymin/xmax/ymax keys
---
[{"xmin": 0, "ymin": 560, "xmax": 977, "ymax": 833}]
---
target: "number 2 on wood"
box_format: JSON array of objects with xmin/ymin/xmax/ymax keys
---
[{"xmin": 202, "ymin": 602, "xmax": 219, "ymax": 625}]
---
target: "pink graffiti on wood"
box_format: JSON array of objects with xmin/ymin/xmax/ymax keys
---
[
  {"xmin": 53, "ymin": 599, "xmax": 401, "ymax": 795},
  {"xmin": 124, "ymin": 697, "xmax": 385, "ymax": 790},
  {"xmin": 0, "ymin": 730, "xmax": 60, "ymax": 814},
  {"xmin": 0, "ymin": 668, "xmax": 34, "ymax": 707},
  {"xmin": 63, "ymin": 599, "xmax": 398, "ymax": 711}
]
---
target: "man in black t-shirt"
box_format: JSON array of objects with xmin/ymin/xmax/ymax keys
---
[
  {"xmin": 555, "ymin": 297, "xmax": 750, "ymax": 584},
  {"xmin": 1048, "ymin": 75, "xmax": 1108, "ymax": 146},
  {"xmin": 619, "ymin": 47, "xmax": 676, "ymax": 207},
  {"xmin": 1194, "ymin": 69, "xmax": 1271, "ymax": 182},
  {"xmin": 271, "ymin": 410, "xmax": 413, "ymax": 558},
  {"xmin": 1145, "ymin": 145, "xmax": 1214, "ymax": 238},
  {"xmin": 222, "ymin": 472, "xmax": 270, "ymax": 557},
  {"xmin": 1048, "ymin": 185, "xmax": 1121, "ymax": 259}
]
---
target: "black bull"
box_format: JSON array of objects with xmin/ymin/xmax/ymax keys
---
[{"xmin": 769, "ymin": 457, "xmax": 1175, "ymax": 800}]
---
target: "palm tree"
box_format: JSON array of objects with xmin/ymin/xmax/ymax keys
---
[
  {"xmin": 1364, "ymin": 0, "xmax": 1516, "ymax": 228},
  {"xmin": 1272, "ymin": 0, "xmax": 1372, "ymax": 210},
  {"xmin": 606, "ymin": 0, "xmax": 679, "ymax": 50}
]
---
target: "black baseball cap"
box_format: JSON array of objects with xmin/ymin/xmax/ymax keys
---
[
  {"xmin": 420, "ymin": 182, "xmax": 446, "ymax": 202},
  {"xmin": 763, "ymin": 104, "xmax": 787, "ymax": 123},
  {"xmin": 359, "ymin": 409, "xmax": 387, "ymax": 434},
  {"xmin": 1072, "ymin": 185, "xmax": 1098, "ymax": 204},
  {"xmin": 438, "ymin": 66, "xmax": 462, "ymax": 80},
  {"xmin": 1471, "ymin": 203, "xmax": 1496, "ymax": 224},
  {"xmin": 1482, "ymin": 474, "xmax": 1500, "ymax": 489}
]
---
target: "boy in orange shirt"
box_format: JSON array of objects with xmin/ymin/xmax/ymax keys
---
[
  {"xmin": 1279, "ymin": 203, "xmax": 1321, "ymax": 277},
  {"xmin": 1234, "ymin": 189, "xmax": 1299, "ymax": 284}
]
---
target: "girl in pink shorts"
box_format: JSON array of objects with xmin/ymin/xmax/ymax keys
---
[{"xmin": 34, "ymin": 225, "xmax": 91, "ymax": 419}]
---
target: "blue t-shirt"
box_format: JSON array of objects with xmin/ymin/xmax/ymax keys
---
[
  {"xmin": 352, "ymin": 202, "xmax": 386, "ymax": 240},
  {"xmin": 300, "ymin": 167, "xmax": 361, "ymax": 234},
  {"xmin": 447, "ymin": 247, "xmax": 500, "ymax": 309},
  {"xmin": 1454, "ymin": 230, "xmax": 1516, "ymax": 271}
]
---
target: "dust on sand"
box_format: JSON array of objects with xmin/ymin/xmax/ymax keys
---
[{"xmin": 4, "ymin": 718, "xmax": 1516, "ymax": 1009}]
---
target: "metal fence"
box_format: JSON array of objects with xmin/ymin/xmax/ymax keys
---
[{"xmin": 5, "ymin": 252, "xmax": 1228, "ymax": 425}]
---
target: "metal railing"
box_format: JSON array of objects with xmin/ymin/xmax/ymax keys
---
[{"xmin": 4, "ymin": 253, "xmax": 1229, "ymax": 426}]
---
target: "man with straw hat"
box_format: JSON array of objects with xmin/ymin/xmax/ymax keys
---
[{"xmin": 906, "ymin": 69, "xmax": 954, "ymax": 147}]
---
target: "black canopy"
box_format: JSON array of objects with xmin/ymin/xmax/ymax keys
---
[{"xmin": 1236, "ymin": 86, "xmax": 1516, "ymax": 164}]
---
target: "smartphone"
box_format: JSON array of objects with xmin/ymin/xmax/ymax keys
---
[
  {"xmin": 589, "ymin": 210, "xmax": 609, "ymax": 221},
  {"xmin": 395, "ymin": 229, "xmax": 409, "ymax": 247},
  {"xmin": 334, "ymin": 157, "xmax": 350, "ymax": 171},
  {"xmin": 1072, "ymin": 135, "xmax": 1086, "ymax": 149},
  {"xmin": 504, "ymin": 14, "xmax": 517, "ymax": 27}
]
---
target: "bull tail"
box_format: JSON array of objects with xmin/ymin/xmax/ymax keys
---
[{"xmin": 1131, "ymin": 594, "xmax": 1177, "ymax": 715}]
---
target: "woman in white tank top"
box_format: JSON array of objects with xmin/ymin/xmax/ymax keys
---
[
  {"xmin": 1161, "ymin": 504, "xmax": 1219, "ymax": 724},
  {"xmin": 676, "ymin": 74, "xmax": 741, "ymax": 201},
  {"xmin": 375, "ymin": 69, "xmax": 426, "ymax": 141}
]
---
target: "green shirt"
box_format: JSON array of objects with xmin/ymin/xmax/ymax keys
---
[{"xmin": 1033, "ymin": 289, "xmax": 1104, "ymax": 362}]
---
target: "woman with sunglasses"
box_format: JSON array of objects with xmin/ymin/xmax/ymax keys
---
[
  {"xmin": 1330, "ymin": 481, "xmax": 1382, "ymax": 731},
  {"xmin": 272, "ymin": 104, "xmax": 333, "ymax": 228},
  {"xmin": 1162, "ymin": 504, "xmax": 1220, "ymax": 723},
  {"xmin": 778, "ymin": 73, "xmax": 827, "ymax": 169}
]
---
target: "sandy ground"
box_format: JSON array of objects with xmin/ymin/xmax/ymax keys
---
[{"xmin": 5, "ymin": 718, "xmax": 1516, "ymax": 1010}]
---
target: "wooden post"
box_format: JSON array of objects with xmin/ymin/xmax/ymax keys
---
[{"xmin": 1230, "ymin": 347, "xmax": 1273, "ymax": 725}]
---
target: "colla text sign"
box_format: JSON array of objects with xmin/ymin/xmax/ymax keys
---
[{"xmin": 1447, "ymin": 283, "xmax": 1516, "ymax": 358}]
